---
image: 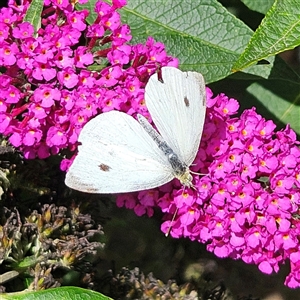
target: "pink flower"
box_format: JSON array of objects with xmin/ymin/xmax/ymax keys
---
[
  {"xmin": 57, "ymin": 67, "xmax": 79, "ymax": 89},
  {"xmin": 95, "ymin": 1, "xmax": 112, "ymax": 16},
  {"xmin": 74, "ymin": 47, "xmax": 93, "ymax": 68},
  {"xmin": 258, "ymin": 261, "xmax": 273, "ymax": 274},
  {"xmin": 113, "ymin": 86, "xmax": 300, "ymax": 288},
  {"xmin": 51, "ymin": 0, "xmax": 69, "ymax": 9},
  {"xmin": 101, "ymin": 11, "xmax": 120, "ymax": 31},
  {"xmin": 46, "ymin": 126, "xmax": 67, "ymax": 147},
  {"xmin": 113, "ymin": 25, "xmax": 132, "ymax": 45},
  {"xmin": 32, "ymin": 61, "xmax": 57, "ymax": 81},
  {"xmin": 112, "ymin": 0, "xmax": 127, "ymax": 9},
  {"xmin": 86, "ymin": 23, "xmax": 105, "ymax": 38},
  {"xmin": 97, "ymin": 66, "xmax": 123, "ymax": 87},
  {"xmin": 12, "ymin": 22, "xmax": 34, "ymax": 39},
  {"xmin": 33, "ymin": 86, "xmax": 61, "ymax": 108},
  {"xmin": 3, "ymin": 85, "xmax": 21, "ymax": 104},
  {"xmin": 66, "ymin": 10, "xmax": 88, "ymax": 31},
  {"xmin": 107, "ymin": 45, "xmax": 131, "ymax": 64},
  {"xmin": 29, "ymin": 103, "xmax": 48, "ymax": 119},
  {"xmin": 0, "ymin": 42, "xmax": 19, "ymax": 66},
  {"xmin": 23, "ymin": 128, "xmax": 43, "ymax": 146},
  {"xmin": 270, "ymin": 174, "xmax": 294, "ymax": 194},
  {"xmin": 116, "ymin": 194, "xmax": 136, "ymax": 209},
  {"xmin": 54, "ymin": 49, "xmax": 74, "ymax": 68},
  {"xmin": 0, "ymin": 23, "xmax": 10, "ymax": 41}
]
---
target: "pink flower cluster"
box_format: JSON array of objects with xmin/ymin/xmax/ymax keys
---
[
  {"xmin": 0, "ymin": 0, "xmax": 177, "ymax": 163},
  {"xmin": 117, "ymin": 89, "xmax": 300, "ymax": 288}
]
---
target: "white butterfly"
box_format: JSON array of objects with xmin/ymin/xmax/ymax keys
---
[{"xmin": 65, "ymin": 67, "xmax": 206, "ymax": 193}]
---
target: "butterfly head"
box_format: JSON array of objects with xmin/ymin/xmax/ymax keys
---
[{"xmin": 177, "ymin": 168, "xmax": 194, "ymax": 188}]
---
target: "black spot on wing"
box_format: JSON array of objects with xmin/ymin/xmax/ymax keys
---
[
  {"xmin": 184, "ymin": 96, "xmax": 190, "ymax": 107},
  {"xmin": 99, "ymin": 163, "xmax": 111, "ymax": 172}
]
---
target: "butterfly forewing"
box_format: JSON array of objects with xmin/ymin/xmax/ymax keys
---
[{"xmin": 145, "ymin": 67, "xmax": 206, "ymax": 166}]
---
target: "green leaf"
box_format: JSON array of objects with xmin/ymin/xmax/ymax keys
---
[
  {"xmin": 78, "ymin": 0, "xmax": 253, "ymax": 82},
  {"xmin": 15, "ymin": 255, "xmax": 42, "ymax": 269},
  {"xmin": 241, "ymin": 0, "xmax": 275, "ymax": 14},
  {"xmin": 77, "ymin": 0, "xmax": 300, "ymax": 85},
  {"xmin": 2, "ymin": 287, "xmax": 112, "ymax": 300},
  {"xmin": 23, "ymin": 0, "xmax": 43, "ymax": 34},
  {"xmin": 211, "ymin": 61, "xmax": 300, "ymax": 135},
  {"xmin": 77, "ymin": 0, "xmax": 98, "ymax": 24},
  {"xmin": 237, "ymin": 56, "xmax": 300, "ymax": 83},
  {"xmin": 233, "ymin": 0, "xmax": 300, "ymax": 71},
  {"xmin": 246, "ymin": 80, "xmax": 300, "ymax": 134},
  {"xmin": 119, "ymin": 0, "xmax": 300, "ymax": 84},
  {"xmin": 119, "ymin": 0, "xmax": 253, "ymax": 83}
]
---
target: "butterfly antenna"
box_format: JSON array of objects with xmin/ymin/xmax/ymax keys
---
[
  {"xmin": 165, "ymin": 207, "xmax": 178, "ymax": 237},
  {"xmin": 166, "ymin": 184, "xmax": 189, "ymax": 237},
  {"xmin": 190, "ymin": 169, "xmax": 207, "ymax": 176}
]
